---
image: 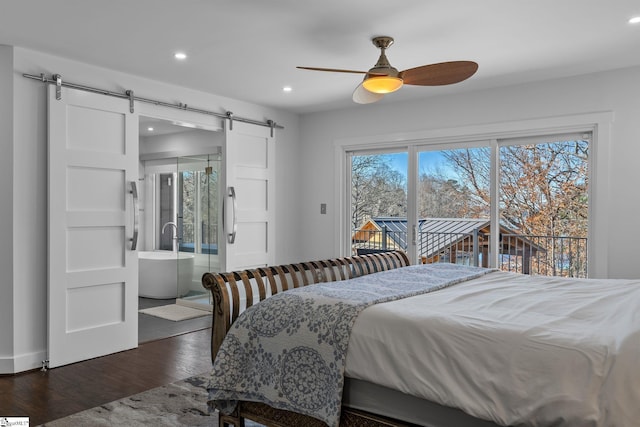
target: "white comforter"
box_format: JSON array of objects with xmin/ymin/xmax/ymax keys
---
[{"xmin": 345, "ymin": 271, "xmax": 640, "ymax": 427}]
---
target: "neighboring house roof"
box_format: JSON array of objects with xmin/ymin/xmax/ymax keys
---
[
  {"xmin": 419, "ymin": 218, "xmax": 491, "ymax": 259},
  {"xmin": 355, "ymin": 217, "xmax": 545, "ymax": 259},
  {"xmin": 367, "ymin": 217, "xmax": 413, "ymax": 249}
]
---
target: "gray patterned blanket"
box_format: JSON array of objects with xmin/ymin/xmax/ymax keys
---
[{"xmin": 208, "ymin": 263, "xmax": 494, "ymax": 427}]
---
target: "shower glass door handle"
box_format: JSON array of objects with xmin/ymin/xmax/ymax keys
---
[{"xmin": 130, "ymin": 181, "xmax": 139, "ymax": 250}]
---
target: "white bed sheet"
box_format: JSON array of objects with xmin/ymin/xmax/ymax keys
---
[{"xmin": 344, "ymin": 270, "xmax": 640, "ymax": 427}]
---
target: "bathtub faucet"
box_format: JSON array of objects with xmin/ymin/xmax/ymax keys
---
[{"xmin": 161, "ymin": 221, "xmax": 178, "ymax": 252}]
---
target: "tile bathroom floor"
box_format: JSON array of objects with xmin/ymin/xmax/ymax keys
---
[{"xmin": 138, "ymin": 297, "xmax": 212, "ymax": 343}]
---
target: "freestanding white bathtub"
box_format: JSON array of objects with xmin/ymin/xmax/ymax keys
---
[{"xmin": 138, "ymin": 251, "xmax": 195, "ymax": 299}]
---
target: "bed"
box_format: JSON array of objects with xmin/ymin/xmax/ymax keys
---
[{"xmin": 201, "ymin": 251, "xmax": 640, "ymax": 427}]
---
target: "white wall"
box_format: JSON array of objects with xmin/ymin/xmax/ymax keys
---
[
  {"xmin": 0, "ymin": 46, "xmax": 15, "ymax": 372},
  {"xmin": 140, "ymin": 128, "xmax": 224, "ymax": 158},
  {"xmin": 298, "ymin": 66, "xmax": 640, "ymax": 279},
  {"xmin": 1, "ymin": 45, "xmax": 301, "ymax": 373}
]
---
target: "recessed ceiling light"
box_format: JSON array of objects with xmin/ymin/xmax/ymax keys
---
[
  {"xmin": 629, "ymin": 16, "xmax": 640, "ymax": 24},
  {"xmin": 147, "ymin": 127, "xmax": 154, "ymax": 132},
  {"xmin": 283, "ymin": 86, "xmax": 293, "ymax": 93},
  {"xmin": 174, "ymin": 52, "xmax": 187, "ymax": 60}
]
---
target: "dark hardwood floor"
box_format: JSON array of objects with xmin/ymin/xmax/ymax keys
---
[{"xmin": 0, "ymin": 328, "xmax": 213, "ymax": 426}]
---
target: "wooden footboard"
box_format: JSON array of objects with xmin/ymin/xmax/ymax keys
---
[
  {"xmin": 202, "ymin": 250, "xmax": 410, "ymax": 361},
  {"xmin": 201, "ymin": 250, "xmax": 412, "ymax": 427}
]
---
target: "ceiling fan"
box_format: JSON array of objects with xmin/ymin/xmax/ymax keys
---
[{"xmin": 297, "ymin": 36, "xmax": 478, "ymax": 104}]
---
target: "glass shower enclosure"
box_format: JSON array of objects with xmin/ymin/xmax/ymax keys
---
[
  {"xmin": 175, "ymin": 154, "xmax": 220, "ymax": 309},
  {"xmin": 145, "ymin": 152, "xmax": 221, "ymax": 309}
]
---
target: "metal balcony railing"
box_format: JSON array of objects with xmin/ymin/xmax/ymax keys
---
[
  {"xmin": 497, "ymin": 233, "xmax": 587, "ymax": 278},
  {"xmin": 352, "ymin": 229, "xmax": 588, "ymax": 278}
]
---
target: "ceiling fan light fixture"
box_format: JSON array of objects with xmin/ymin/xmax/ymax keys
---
[
  {"xmin": 296, "ymin": 35, "xmax": 478, "ymax": 104},
  {"xmin": 362, "ymin": 76, "xmax": 403, "ymax": 94}
]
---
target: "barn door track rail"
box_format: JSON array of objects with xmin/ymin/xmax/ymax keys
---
[{"xmin": 23, "ymin": 73, "xmax": 283, "ymax": 134}]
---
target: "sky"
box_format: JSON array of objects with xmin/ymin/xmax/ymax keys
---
[{"xmin": 386, "ymin": 150, "xmax": 456, "ymax": 181}]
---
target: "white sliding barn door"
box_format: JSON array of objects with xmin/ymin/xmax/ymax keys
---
[
  {"xmin": 222, "ymin": 121, "xmax": 275, "ymax": 272},
  {"xmin": 48, "ymin": 86, "xmax": 139, "ymax": 368}
]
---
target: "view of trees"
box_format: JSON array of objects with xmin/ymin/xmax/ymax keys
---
[
  {"xmin": 351, "ymin": 141, "xmax": 589, "ymax": 239},
  {"xmin": 351, "ymin": 140, "xmax": 589, "ymax": 277},
  {"xmin": 418, "ymin": 171, "xmax": 485, "ymax": 219},
  {"xmin": 350, "ymin": 155, "xmax": 407, "ymax": 230},
  {"xmin": 179, "ymin": 171, "xmax": 196, "ymax": 244},
  {"xmin": 200, "ymin": 169, "xmax": 219, "ymax": 246},
  {"xmin": 179, "ymin": 168, "xmax": 219, "ymax": 250},
  {"xmin": 440, "ymin": 141, "xmax": 589, "ymax": 239}
]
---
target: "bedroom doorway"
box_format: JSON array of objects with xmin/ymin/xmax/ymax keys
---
[
  {"xmin": 138, "ymin": 117, "xmax": 222, "ymax": 342},
  {"xmin": 347, "ymin": 132, "xmax": 590, "ymax": 277}
]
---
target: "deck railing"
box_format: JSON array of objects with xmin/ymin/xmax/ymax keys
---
[
  {"xmin": 497, "ymin": 233, "xmax": 587, "ymax": 278},
  {"xmin": 352, "ymin": 229, "xmax": 588, "ymax": 278}
]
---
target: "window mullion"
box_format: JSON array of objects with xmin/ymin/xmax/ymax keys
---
[
  {"xmin": 489, "ymin": 139, "xmax": 500, "ymax": 268},
  {"xmin": 407, "ymin": 146, "xmax": 419, "ymax": 265}
]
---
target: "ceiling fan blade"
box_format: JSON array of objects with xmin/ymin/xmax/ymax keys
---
[
  {"xmin": 297, "ymin": 66, "xmax": 368, "ymax": 74},
  {"xmin": 352, "ymin": 82, "xmax": 384, "ymax": 104},
  {"xmin": 401, "ymin": 61, "xmax": 478, "ymax": 86}
]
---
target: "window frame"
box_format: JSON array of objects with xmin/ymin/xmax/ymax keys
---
[{"xmin": 335, "ymin": 112, "xmax": 612, "ymax": 278}]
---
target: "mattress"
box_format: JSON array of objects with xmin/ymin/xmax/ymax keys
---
[
  {"xmin": 344, "ymin": 271, "xmax": 640, "ymax": 426},
  {"xmin": 343, "ymin": 377, "xmax": 501, "ymax": 427}
]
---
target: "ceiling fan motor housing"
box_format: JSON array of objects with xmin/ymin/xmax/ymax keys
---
[
  {"xmin": 362, "ymin": 36, "xmax": 403, "ymax": 93},
  {"xmin": 367, "ymin": 36, "xmax": 400, "ymax": 77}
]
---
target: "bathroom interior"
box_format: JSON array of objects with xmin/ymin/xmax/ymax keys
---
[{"xmin": 137, "ymin": 115, "xmax": 224, "ymax": 341}]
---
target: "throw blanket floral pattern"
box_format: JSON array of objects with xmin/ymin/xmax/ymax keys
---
[{"xmin": 208, "ymin": 263, "xmax": 494, "ymax": 427}]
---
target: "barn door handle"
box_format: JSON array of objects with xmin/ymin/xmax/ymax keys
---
[
  {"xmin": 226, "ymin": 186, "xmax": 237, "ymax": 244},
  {"xmin": 130, "ymin": 181, "xmax": 139, "ymax": 250}
]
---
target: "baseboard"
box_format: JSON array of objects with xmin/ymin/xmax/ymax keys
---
[{"xmin": 0, "ymin": 349, "xmax": 47, "ymax": 374}]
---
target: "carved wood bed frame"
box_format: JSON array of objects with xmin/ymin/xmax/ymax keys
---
[{"xmin": 201, "ymin": 251, "xmax": 418, "ymax": 427}]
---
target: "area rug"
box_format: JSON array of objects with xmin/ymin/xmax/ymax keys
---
[
  {"xmin": 139, "ymin": 304, "xmax": 210, "ymax": 321},
  {"xmin": 40, "ymin": 373, "xmax": 264, "ymax": 427}
]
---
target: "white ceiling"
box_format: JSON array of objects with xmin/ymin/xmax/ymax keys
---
[{"xmin": 2, "ymin": 0, "xmax": 639, "ymax": 114}]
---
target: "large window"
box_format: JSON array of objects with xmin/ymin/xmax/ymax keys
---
[
  {"xmin": 417, "ymin": 145, "xmax": 490, "ymax": 267},
  {"xmin": 348, "ymin": 133, "xmax": 590, "ymax": 277},
  {"xmin": 350, "ymin": 151, "xmax": 407, "ymax": 256},
  {"xmin": 497, "ymin": 138, "xmax": 589, "ymax": 277}
]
